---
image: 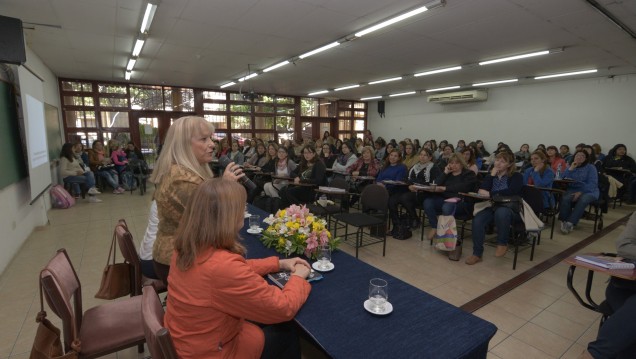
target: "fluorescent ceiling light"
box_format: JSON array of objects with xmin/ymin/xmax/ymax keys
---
[
  {"xmin": 361, "ymin": 96, "xmax": 382, "ymax": 101},
  {"xmin": 126, "ymin": 58, "xmax": 136, "ymax": 71},
  {"xmin": 132, "ymin": 39, "xmax": 145, "ymax": 57},
  {"xmin": 308, "ymin": 90, "xmax": 329, "ymax": 96},
  {"xmin": 355, "ymin": 5, "xmax": 429, "ymax": 37},
  {"xmin": 220, "ymin": 82, "xmax": 235, "ymax": 89},
  {"xmin": 369, "ymin": 77, "xmax": 402, "ymax": 85},
  {"xmin": 389, "ymin": 91, "xmax": 416, "ymax": 97},
  {"xmin": 263, "ymin": 61, "xmax": 290, "ymax": 73},
  {"xmin": 534, "ymin": 69, "xmax": 597, "ymax": 80},
  {"xmin": 414, "ymin": 66, "xmax": 462, "ymax": 77},
  {"xmin": 335, "ymin": 84, "xmax": 360, "ymax": 91},
  {"xmin": 472, "ymin": 79, "xmax": 518, "ymax": 86},
  {"xmin": 426, "ymin": 85, "xmax": 461, "ymax": 92},
  {"xmin": 140, "ymin": 3, "xmax": 158, "ymax": 33},
  {"xmin": 299, "ymin": 42, "xmax": 340, "ymax": 59},
  {"xmin": 479, "ymin": 50, "xmax": 550, "ymax": 65},
  {"xmin": 238, "ymin": 73, "xmax": 258, "ymax": 82},
  {"xmin": 125, "ymin": 71, "xmax": 131, "ymax": 80}
]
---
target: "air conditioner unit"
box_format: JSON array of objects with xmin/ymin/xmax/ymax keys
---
[{"xmin": 427, "ymin": 89, "xmax": 488, "ymax": 104}]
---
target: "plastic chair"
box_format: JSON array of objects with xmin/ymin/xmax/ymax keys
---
[
  {"xmin": 39, "ymin": 249, "xmax": 145, "ymax": 358},
  {"xmin": 142, "ymin": 286, "xmax": 178, "ymax": 359},
  {"xmin": 115, "ymin": 219, "xmax": 167, "ymax": 296}
]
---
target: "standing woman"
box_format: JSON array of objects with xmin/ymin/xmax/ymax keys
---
[
  {"xmin": 466, "ymin": 151, "xmax": 523, "ymax": 265},
  {"xmin": 559, "ymin": 150, "xmax": 599, "ymax": 234},
  {"xmin": 166, "ymin": 179, "xmax": 311, "ymax": 359},
  {"xmin": 522, "ymin": 150, "xmax": 555, "ymax": 209},
  {"xmin": 281, "ymin": 145, "xmax": 327, "ymax": 206},
  {"xmin": 331, "ymin": 141, "xmax": 357, "ymax": 177},
  {"xmin": 150, "ymin": 116, "xmax": 243, "ymax": 284},
  {"xmin": 59, "ymin": 142, "xmax": 102, "ymax": 202}
]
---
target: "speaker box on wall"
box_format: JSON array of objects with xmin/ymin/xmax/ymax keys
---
[
  {"xmin": 378, "ymin": 100, "xmax": 385, "ymax": 117},
  {"xmin": 0, "ymin": 15, "xmax": 26, "ymax": 65}
]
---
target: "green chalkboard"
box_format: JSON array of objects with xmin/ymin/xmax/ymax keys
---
[
  {"xmin": 45, "ymin": 103, "xmax": 62, "ymax": 161},
  {"xmin": 0, "ymin": 80, "xmax": 28, "ymax": 190}
]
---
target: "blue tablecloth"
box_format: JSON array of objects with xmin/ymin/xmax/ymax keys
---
[{"xmin": 243, "ymin": 205, "xmax": 497, "ymax": 359}]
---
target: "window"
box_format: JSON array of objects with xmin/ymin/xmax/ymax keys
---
[
  {"xmin": 99, "ymin": 97, "xmax": 128, "ymax": 108},
  {"xmin": 231, "ymin": 115, "xmax": 251, "ymax": 130},
  {"xmin": 204, "ymin": 115, "xmax": 228, "ymax": 129},
  {"xmin": 98, "ymin": 84, "xmax": 127, "ymax": 94},
  {"xmin": 276, "ymin": 96, "xmax": 294, "ymax": 104},
  {"xmin": 202, "ymin": 91, "xmax": 226, "ymax": 100},
  {"xmin": 65, "ymin": 110, "xmax": 96, "ymax": 128},
  {"xmin": 62, "ymin": 81, "xmax": 92, "ymax": 92},
  {"xmin": 164, "ymin": 87, "xmax": 194, "ymax": 111},
  {"xmin": 276, "ymin": 106, "xmax": 295, "ymax": 115},
  {"xmin": 276, "ymin": 116, "xmax": 295, "ymax": 132},
  {"xmin": 255, "ymin": 116, "xmax": 275, "ymax": 130},
  {"xmin": 230, "ymin": 104, "xmax": 251, "ymax": 113},
  {"xmin": 130, "ymin": 85, "xmax": 163, "ymax": 110},
  {"xmin": 63, "ymin": 96, "xmax": 94, "ymax": 106},
  {"xmin": 254, "ymin": 104, "xmax": 275, "ymax": 113},
  {"xmin": 101, "ymin": 111, "xmax": 130, "ymax": 128},
  {"xmin": 203, "ymin": 103, "xmax": 226, "ymax": 111}
]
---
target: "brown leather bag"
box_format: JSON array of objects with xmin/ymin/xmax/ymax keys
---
[{"xmin": 95, "ymin": 225, "xmax": 131, "ymax": 299}]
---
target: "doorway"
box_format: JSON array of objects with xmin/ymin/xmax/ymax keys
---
[
  {"xmin": 129, "ymin": 112, "xmax": 181, "ymax": 169},
  {"xmin": 300, "ymin": 118, "xmax": 333, "ymax": 141}
]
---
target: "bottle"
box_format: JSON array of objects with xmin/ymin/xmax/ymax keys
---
[{"xmin": 556, "ymin": 163, "xmax": 561, "ymax": 180}]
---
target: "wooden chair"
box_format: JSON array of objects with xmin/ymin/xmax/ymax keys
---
[
  {"xmin": 142, "ymin": 286, "xmax": 178, "ymax": 359},
  {"xmin": 40, "ymin": 249, "xmax": 145, "ymax": 358}
]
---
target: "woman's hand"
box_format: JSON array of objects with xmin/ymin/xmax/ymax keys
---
[
  {"xmin": 76, "ymin": 170, "xmax": 83, "ymax": 175},
  {"xmin": 279, "ymin": 258, "xmax": 311, "ymax": 279},
  {"xmin": 222, "ymin": 161, "xmax": 245, "ymax": 181},
  {"xmin": 444, "ymin": 165, "xmax": 452, "ymax": 174},
  {"xmin": 573, "ymin": 191, "xmax": 582, "ymax": 202},
  {"xmin": 534, "ymin": 164, "xmax": 542, "ymax": 172},
  {"xmin": 352, "ymin": 171, "xmax": 359, "ymax": 177},
  {"xmin": 490, "ymin": 168, "xmax": 498, "ymax": 177},
  {"xmin": 294, "ymin": 177, "xmax": 301, "ymax": 184},
  {"xmin": 478, "ymin": 189, "xmax": 490, "ymax": 197},
  {"xmin": 569, "ymin": 162, "xmax": 579, "ymax": 171}
]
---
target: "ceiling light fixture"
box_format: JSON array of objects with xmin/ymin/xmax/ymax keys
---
[
  {"xmin": 390, "ymin": 91, "xmax": 417, "ymax": 97},
  {"xmin": 472, "ymin": 79, "xmax": 518, "ymax": 86},
  {"xmin": 479, "ymin": 50, "xmax": 550, "ymax": 65},
  {"xmin": 299, "ymin": 42, "xmax": 340, "ymax": 59},
  {"xmin": 126, "ymin": 58, "xmax": 137, "ymax": 71},
  {"xmin": 125, "ymin": 71, "xmax": 132, "ymax": 81},
  {"xmin": 534, "ymin": 69, "xmax": 598, "ymax": 80},
  {"xmin": 308, "ymin": 90, "xmax": 329, "ymax": 96},
  {"xmin": 361, "ymin": 96, "xmax": 383, "ymax": 101},
  {"xmin": 354, "ymin": 0, "xmax": 444, "ymax": 37},
  {"xmin": 140, "ymin": 3, "xmax": 158, "ymax": 33},
  {"xmin": 263, "ymin": 61, "xmax": 290, "ymax": 73},
  {"xmin": 426, "ymin": 85, "xmax": 461, "ymax": 92},
  {"xmin": 414, "ymin": 66, "xmax": 462, "ymax": 77},
  {"xmin": 335, "ymin": 84, "xmax": 360, "ymax": 91},
  {"xmin": 131, "ymin": 39, "xmax": 145, "ymax": 57},
  {"xmin": 220, "ymin": 82, "xmax": 235, "ymax": 89},
  {"xmin": 238, "ymin": 73, "xmax": 258, "ymax": 82},
  {"xmin": 369, "ymin": 77, "xmax": 402, "ymax": 85}
]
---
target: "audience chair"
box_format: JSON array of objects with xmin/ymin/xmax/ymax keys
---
[
  {"xmin": 115, "ymin": 219, "xmax": 167, "ymax": 296},
  {"xmin": 509, "ymin": 186, "xmax": 545, "ymax": 270},
  {"xmin": 127, "ymin": 159, "xmax": 149, "ymax": 195},
  {"xmin": 40, "ymin": 248, "xmax": 145, "ymax": 358},
  {"xmin": 142, "ymin": 286, "xmax": 178, "ymax": 359},
  {"xmin": 306, "ymin": 177, "xmax": 349, "ymax": 231},
  {"xmin": 333, "ymin": 184, "xmax": 389, "ymax": 258}
]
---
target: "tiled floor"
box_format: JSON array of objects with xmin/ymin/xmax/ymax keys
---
[{"xmin": 0, "ymin": 188, "xmax": 632, "ymax": 358}]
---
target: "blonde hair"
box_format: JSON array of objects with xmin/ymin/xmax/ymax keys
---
[
  {"xmin": 447, "ymin": 153, "xmax": 468, "ymax": 169},
  {"xmin": 495, "ymin": 151, "xmax": 517, "ymax": 176},
  {"xmin": 150, "ymin": 116, "xmax": 214, "ymax": 184},
  {"xmin": 174, "ymin": 179, "xmax": 247, "ymax": 271}
]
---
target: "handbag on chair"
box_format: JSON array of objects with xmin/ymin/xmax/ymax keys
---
[{"xmin": 95, "ymin": 225, "xmax": 132, "ymax": 300}]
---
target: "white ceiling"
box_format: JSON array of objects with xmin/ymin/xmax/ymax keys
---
[{"xmin": 2, "ymin": 0, "xmax": 636, "ymax": 100}]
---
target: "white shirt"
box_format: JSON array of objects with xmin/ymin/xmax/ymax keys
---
[{"xmin": 139, "ymin": 200, "xmax": 158, "ymax": 260}]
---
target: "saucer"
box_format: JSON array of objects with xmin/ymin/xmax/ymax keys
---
[
  {"xmin": 312, "ymin": 261, "xmax": 335, "ymax": 272},
  {"xmin": 247, "ymin": 228, "xmax": 263, "ymax": 234},
  {"xmin": 363, "ymin": 299, "xmax": 393, "ymax": 316}
]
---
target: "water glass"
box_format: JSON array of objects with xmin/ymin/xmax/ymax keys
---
[
  {"xmin": 249, "ymin": 215, "xmax": 260, "ymax": 231},
  {"xmin": 318, "ymin": 244, "xmax": 331, "ymax": 270},
  {"xmin": 369, "ymin": 278, "xmax": 388, "ymax": 313}
]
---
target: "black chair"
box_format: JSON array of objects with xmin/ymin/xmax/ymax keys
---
[
  {"xmin": 306, "ymin": 177, "xmax": 349, "ymax": 232},
  {"xmin": 127, "ymin": 159, "xmax": 149, "ymax": 195},
  {"xmin": 509, "ymin": 185, "xmax": 545, "ymax": 270},
  {"xmin": 587, "ymin": 173, "xmax": 609, "ymax": 233},
  {"xmin": 333, "ymin": 184, "xmax": 389, "ymax": 258}
]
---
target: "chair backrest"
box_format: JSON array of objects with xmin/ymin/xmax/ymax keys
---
[
  {"xmin": 115, "ymin": 219, "xmax": 143, "ymax": 296},
  {"xmin": 142, "ymin": 286, "xmax": 178, "ymax": 359},
  {"xmin": 360, "ymin": 184, "xmax": 389, "ymax": 213},
  {"xmin": 521, "ymin": 185, "xmax": 545, "ymax": 216},
  {"xmin": 40, "ymin": 249, "xmax": 83, "ymax": 353},
  {"xmin": 330, "ymin": 176, "xmax": 348, "ymax": 190}
]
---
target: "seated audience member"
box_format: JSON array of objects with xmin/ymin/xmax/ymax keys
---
[
  {"xmin": 461, "ymin": 147, "xmax": 479, "ymax": 175},
  {"xmin": 536, "ymin": 143, "xmax": 546, "ymax": 152},
  {"xmin": 522, "ymin": 150, "xmax": 555, "ymax": 208},
  {"xmin": 435, "ymin": 143, "xmax": 455, "ymax": 169},
  {"xmin": 456, "ymin": 139, "xmax": 466, "ymax": 153},
  {"xmin": 560, "ymin": 144, "xmax": 573, "ymax": 164},
  {"xmin": 244, "ymin": 142, "xmax": 269, "ymax": 169},
  {"xmin": 319, "ymin": 143, "xmax": 337, "ymax": 170},
  {"xmin": 125, "ymin": 141, "xmax": 145, "ymax": 161},
  {"xmin": 388, "ymin": 148, "xmax": 441, "ymax": 230},
  {"xmin": 384, "ymin": 142, "xmax": 396, "ymax": 161},
  {"xmin": 74, "ymin": 142, "xmax": 89, "ymax": 165},
  {"xmin": 218, "ymin": 138, "xmax": 231, "ymax": 158},
  {"xmin": 403, "ymin": 142, "xmax": 418, "ymax": 169},
  {"xmin": 466, "ymin": 151, "xmax": 523, "ymax": 265},
  {"xmin": 374, "ymin": 138, "xmax": 387, "ymax": 161},
  {"xmin": 515, "ymin": 143, "xmax": 531, "ymax": 165},
  {"xmin": 88, "ymin": 140, "xmax": 125, "ymax": 193},
  {"xmin": 413, "ymin": 139, "xmax": 421, "ymax": 152},
  {"xmin": 139, "ymin": 199, "xmax": 159, "ymax": 279},
  {"xmin": 227, "ymin": 141, "xmax": 245, "ymax": 166},
  {"xmin": 604, "ymin": 144, "xmax": 636, "ymax": 174},
  {"xmin": 581, "ymin": 211, "xmax": 636, "ymax": 359},
  {"xmin": 280, "ymin": 145, "xmax": 327, "ymax": 206},
  {"xmin": 322, "ymin": 130, "xmax": 331, "ymax": 142},
  {"xmin": 376, "ymin": 149, "xmax": 409, "ymax": 196},
  {"xmin": 263, "ymin": 146, "xmax": 297, "ymax": 199},
  {"xmin": 166, "ymin": 179, "xmax": 311, "ymax": 359},
  {"xmin": 243, "ymin": 138, "xmax": 257, "ymax": 159},
  {"xmin": 583, "ymin": 145, "xmax": 604, "ymax": 173},
  {"xmin": 546, "ymin": 145, "xmax": 568, "ymax": 176},
  {"xmin": 483, "ymin": 143, "xmax": 511, "ymax": 169},
  {"xmin": 475, "ymin": 140, "xmax": 490, "ymax": 159},
  {"xmin": 354, "ymin": 138, "xmax": 364, "ymax": 154},
  {"xmin": 332, "ymin": 141, "xmax": 357, "ymax": 177},
  {"xmin": 110, "ymin": 143, "xmax": 129, "ymax": 175},
  {"xmin": 559, "ymin": 150, "xmax": 599, "ymax": 234},
  {"xmin": 592, "ymin": 143, "xmax": 606, "ymax": 162},
  {"xmin": 347, "ymin": 146, "xmax": 382, "ymax": 205},
  {"xmin": 59, "ymin": 143, "xmax": 102, "ymax": 202},
  {"xmin": 333, "ymin": 138, "xmax": 343, "ymax": 155},
  {"xmin": 423, "ymin": 153, "xmax": 478, "ymax": 242}
]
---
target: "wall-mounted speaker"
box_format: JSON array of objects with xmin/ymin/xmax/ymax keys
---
[
  {"xmin": 0, "ymin": 15, "xmax": 26, "ymax": 65},
  {"xmin": 378, "ymin": 100, "xmax": 385, "ymax": 117}
]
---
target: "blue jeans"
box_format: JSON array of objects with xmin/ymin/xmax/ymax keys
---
[
  {"xmin": 63, "ymin": 172, "xmax": 95, "ymax": 195},
  {"xmin": 423, "ymin": 196, "xmax": 472, "ymax": 227},
  {"xmin": 559, "ymin": 192, "xmax": 597, "ymax": 225},
  {"xmin": 471, "ymin": 207, "xmax": 521, "ymax": 257},
  {"xmin": 97, "ymin": 168, "xmax": 120, "ymax": 189}
]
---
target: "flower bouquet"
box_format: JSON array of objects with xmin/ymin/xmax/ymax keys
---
[{"xmin": 261, "ymin": 204, "xmax": 340, "ymax": 259}]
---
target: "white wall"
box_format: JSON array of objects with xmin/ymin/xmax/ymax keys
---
[
  {"xmin": 367, "ymin": 74, "xmax": 635, "ymax": 155},
  {"xmin": 0, "ymin": 46, "xmax": 61, "ymax": 275}
]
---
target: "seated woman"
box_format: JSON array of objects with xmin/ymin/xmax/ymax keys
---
[
  {"xmin": 88, "ymin": 140, "xmax": 125, "ymax": 193},
  {"xmin": 110, "ymin": 143, "xmax": 129, "ymax": 175},
  {"xmin": 59, "ymin": 143, "xmax": 102, "ymax": 202},
  {"xmin": 423, "ymin": 153, "xmax": 478, "ymax": 242},
  {"xmin": 461, "ymin": 147, "xmax": 479, "ymax": 175},
  {"xmin": 227, "ymin": 141, "xmax": 245, "ymax": 166},
  {"xmin": 466, "ymin": 151, "xmax": 523, "ymax": 265},
  {"xmin": 263, "ymin": 146, "xmax": 297, "ymax": 199},
  {"xmin": 244, "ymin": 142, "xmax": 269, "ymax": 170},
  {"xmin": 402, "ymin": 142, "xmax": 418, "ymax": 169},
  {"xmin": 522, "ymin": 150, "xmax": 555, "ymax": 209},
  {"xmin": 581, "ymin": 211, "xmax": 636, "ymax": 359},
  {"xmin": 347, "ymin": 146, "xmax": 382, "ymax": 206},
  {"xmin": 242, "ymin": 138, "xmax": 257, "ymax": 160},
  {"xmin": 603, "ymin": 144, "xmax": 636, "ymax": 195},
  {"xmin": 435, "ymin": 143, "xmax": 454, "ymax": 170},
  {"xmin": 376, "ymin": 149, "xmax": 409, "ymax": 196},
  {"xmin": 166, "ymin": 179, "xmax": 311, "ymax": 359},
  {"xmin": 388, "ymin": 148, "xmax": 441, "ymax": 231},
  {"xmin": 331, "ymin": 141, "xmax": 357, "ymax": 178},
  {"xmin": 515, "ymin": 143, "xmax": 531, "ymax": 166},
  {"xmin": 559, "ymin": 150, "xmax": 599, "ymax": 235},
  {"xmin": 546, "ymin": 145, "xmax": 567, "ymax": 177},
  {"xmin": 125, "ymin": 141, "xmax": 145, "ymax": 161},
  {"xmin": 281, "ymin": 145, "xmax": 327, "ymax": 206},
  {"xmin": 319, "ymin": 143, "xmax": 337, "ymax": 170}
]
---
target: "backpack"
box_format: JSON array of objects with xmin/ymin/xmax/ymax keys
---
[
  {"xmin": 391, "ymin": 214, "xmax": 412, "ymax": 240},
  {"xmin": 50, "ymin": 184, "xmax": 75, "ymax": 209}
]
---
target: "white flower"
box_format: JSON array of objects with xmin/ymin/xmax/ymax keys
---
[{"xmin": 263, "ymin": 215, "xmax": 276, "ymax": 225}]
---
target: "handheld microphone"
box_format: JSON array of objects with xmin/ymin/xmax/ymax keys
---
[{"xmin": 218, "ymin": 155, "xmax": 257, "ymax": 191}]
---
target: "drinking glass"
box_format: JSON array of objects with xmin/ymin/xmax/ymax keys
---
[
  {"xmin": 249, "ymin": 215, "xmax": 260, "ymax": 231},
  {"xmin": 318, "ymin": 244, "xmax": 331, "ymax": 270},
  {"xmin": 369, "ymin": 278, "xmax": 388, "ymax": 313}
]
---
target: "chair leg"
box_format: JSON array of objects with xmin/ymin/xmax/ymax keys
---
[
  {"xmin": 138, "ymin": 343, "xmax": 144, "ymax": 353},
  {"xmin": 512, "ymin": 228, "xmax": 519, "ymax": 270},
  {"xmin": 530, "ymin": 232, "xmax": 538, "ymax": 261}
]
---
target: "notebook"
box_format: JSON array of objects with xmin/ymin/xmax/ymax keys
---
[
  {"xmin": 574, "ymin": 254, "xmax": 635, "ymax": 270},
  {"xmin": 268, "ymin": 270, "xmax": 323, "ymax": 288}
]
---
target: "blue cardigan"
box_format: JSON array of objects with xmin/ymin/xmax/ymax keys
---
[
  {"xmin": 562, "ymin": 164, "xmax": 599, "ymax": 199},
  {"xmin": 377, "ymin": 164, "xmax": 408, "ymax": 192},
  {"xmin": 523, "ymin": 167, "xmax": 555, "ymax": 208}
]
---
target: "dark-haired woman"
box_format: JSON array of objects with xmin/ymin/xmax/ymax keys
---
[
  {"xmin": 546, "ymin": 145, "xmax": 567, "ymax": 177},
  {"xmin": 281, "ymin": 145, "xmax": 327, "ymax": 206},
  {"xmin": 522, "ymin": 150, "xmax": 555, "ymax": 209},
  {"xmin": 559, "ymin": 150, "xmax": 599, "ymax": 235},
  {"xmin": 603, "ymin": 144, "xmax": 636, "ymax": 198},
  {"xmin": 331, "ymin": 142, "xmax": 357, "ymax": 178},
  {"xmin": 319, "ymin": 143, "xmax": 337, "ymax": 170},
  {"xmin": 59, "ymin": 143, "xmax": 102, "ymax": 202},
  {"xmin": 377, "ymin": 150, "xmax": 408, "ymax": 196}
]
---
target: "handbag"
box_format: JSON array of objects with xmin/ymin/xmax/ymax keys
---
[
  {"xmin": 30, "ymin": 273, "xmax": 80, "ymax": 359},
  {"xmin": 95, "ymin": 225, "xmax": 132, "ymax": 300},
  {"xmin": 391, "ymin": 214, "xmax": 412, "ymax": 240},
  {"xmin": 434, "ymin": 215, "xmax": 458, "ymax": 251},
  {"xmin": 491, "ymin": 194, "xmax": 522, "ymax": 213}
]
